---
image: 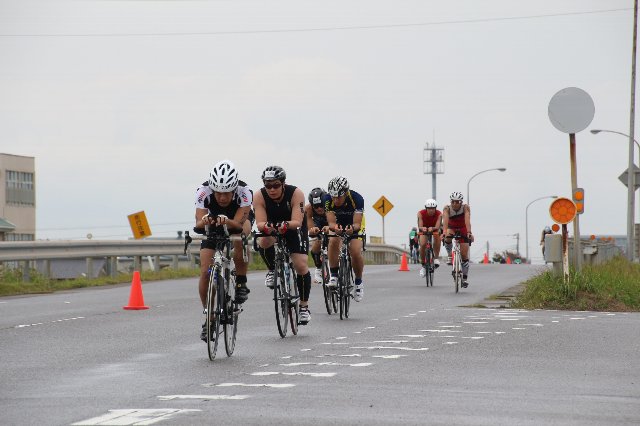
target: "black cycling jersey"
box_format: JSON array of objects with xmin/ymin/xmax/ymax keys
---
[{"xmin": 260, "ymin": 184, "xmax": 308, "ymax": 254}]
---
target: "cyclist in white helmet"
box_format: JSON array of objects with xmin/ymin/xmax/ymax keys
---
[
  {"xmin": 417, "ymin": 198, "xmax": 443, "ymax": 277},
  {"xmin": 194, "ymin": 160, "xmax": 253, "ymax": 342},
  {"xmin": 442, "ymin": 191, "xmax": 474, "ymax": 288}
]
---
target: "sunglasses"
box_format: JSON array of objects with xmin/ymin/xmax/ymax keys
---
[{"xmin": 264, "ymin": 182, "xmax": 282, "ymax": 190}]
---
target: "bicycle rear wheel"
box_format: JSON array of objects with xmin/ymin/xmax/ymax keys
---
[
  {"xmin": 287, "ymin": 264, "xmax": 299, "ymax": 335},
  {"xmin": 224, "ymin": 271, "xmax": 238, "ymax": 357},
  {"xmin": 206, "ymin": 270, "xmax": 220, "ymax": 360},
  {"xmin": 427, "ymin": 248, "xmax": 435, "ymax": 287},
  {"xmin": 274, "ymin": 261, "xmax": 289, "ymax": 338},
  {"xmin": 322, "ymin": 255, "xmax": 337, "ymax": 314}
]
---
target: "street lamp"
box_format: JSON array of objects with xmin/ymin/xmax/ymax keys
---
[
  {"xmin": 525, "ymin": 195, "xmax": 558, "ymax": 263},
  {"xmin": 466, "ymin": 168, "xmax": 507, "ymax": 205},
  {"xmin": 590, "ymin": 128, "xmax": 638, "ymax": 260}
]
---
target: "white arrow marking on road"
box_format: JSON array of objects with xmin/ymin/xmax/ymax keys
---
[{"xmin": 72, "ymin": 409, "xmax": 201, "ymax": 425}]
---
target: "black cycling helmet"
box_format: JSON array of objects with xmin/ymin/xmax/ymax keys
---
[
  {"xmin": 308, "ymin": 187, "xmax": 327, "ymax": 207},
  {"xmin": 261, "ymin": 165, "xmax": 286, "ymax": 181}
]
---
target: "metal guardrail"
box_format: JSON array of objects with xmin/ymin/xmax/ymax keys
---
[{"xmin": 0, "ymin": 239, "xmax": 408, "ymax": 280}]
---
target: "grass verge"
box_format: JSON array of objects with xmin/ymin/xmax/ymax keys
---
[{"xmin": 512, "ymin": 256, "xmax": 640, "ymax": 312}]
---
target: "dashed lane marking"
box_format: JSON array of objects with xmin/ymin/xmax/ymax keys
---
[
  {"xmin": 350, "ymin": 346, "xmax": 429, "ymax": 351},
  {"xmin": 72, "ymin": 409, "xmax": 200, "ymax": 425},
  {"xmin": 279, "ymin": 362, "xmax": 373, "ymax": 367},
  {"xmin": 250, "ymin": 371, "xmax": 337, "ymax": 377},
  {"xmin": 372, "ymin": 355, "xmax": 408, "ymax": 359},
  {"xmin": 204, "ymin": 383, "xmax": 295, "ymax": 388},
  {"xmin": 157, "ymin": 395, "xmax": 249, "ymax": 401},
  {"xmin": 14, "ymin": 317, "xmax": 85, "ymax": 328}
]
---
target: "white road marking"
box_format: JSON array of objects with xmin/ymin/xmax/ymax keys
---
[
  {"xmin": 14, "ymin": 316, "xmax": 85, "ymax": 329},
  {"xmin": 420, "ymin": 329, "xmax": 461, "ymax": 333},
  {"xmin": 397, "ymin": 334, "xmax": 426, "ymax": 338},
  {"xmin": 350, "ymin": 346, "xmax": 428, "ymax": 351},
  {"xmin": 72, "ymin": 409, "xmax": 200, "ymax": 425},
  {"xmin": 280, "ymin": 362, "xmax": 372, "ymax": 367},
  {"xmin": 207, "ymin": 383, "xmax": 295, "ymax": 388},
  {"xmin": 570, "ymin": 317, "xmax": 586, "ymax": 320},
  {"xmin": 373, "ymin": 340, "xmax": 410, "ymax": 344},
  {"xmin": 321, "ymin": 342, "xmax": 349, "ymax": 345},
  {"xmin": 281, "ymin": 356, "xmax": 292, "ymax": 359},
  {"xmin": 461, "ymin": 336, "xmax": 484, "ymax": 340},
  {"xmin": 300, "ymin": 348, "xmax": 312, "ymax": 351},
  {"xmin": 365, "ymin": 326, "xmax": 376, "ymax": 329},
  {"xmin": 443, "ymin": 342, "xmax": 458, "ymax": 345},
  {"xmin": 438, "ymin": 325, "xmax": 462, "ymax": 328},
  {"xmin": 522, "ymin": 324, "xmax": 544, "ymax": 327},
  {"xmin": 512, "ymin": 327, "xmax": 526, "ymax": 330},
  {"xmin": 464, "ymin": 321, "xmax": 488, "ymax": 324},
  {"xmin": 372, "ymin": 355, "xmax": 407, "ymax": 359},
  {"xmin": 499, "ymin": 318, "xmax": 521, "ymax": 321},
  {"xmin": 250, "ymin": 371, "xmax": 336, "ymax": 377},
  {"xmin": 158, "ymin": 395, "xmax": 249, "ymax": 401},
  {"xmin": 315, "ymin": 353, "xmax": 362, "ymax": 358},
  {"xmin": 335, "ymin": 336, "xmax": 347, "ymax": 340},
  {"xmin": 477, "ymin": 332, "xmax": 493, "ymax": 334}
]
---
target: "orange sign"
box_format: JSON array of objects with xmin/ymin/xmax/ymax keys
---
[
  {"xmin": 549, "ymin": 198, "xmax": 577, "ymax": 225},
  {"xmin": 127, "ymin": 211, "xmax": 152, "ymax": 239}
]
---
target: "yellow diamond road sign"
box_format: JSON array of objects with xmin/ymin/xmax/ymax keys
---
[
  {"xmin": 373, "ymin": 196, "xmax": 394, "ymax": 217},
  {"xmin": 128, "ymin": 211, "xmax": 152, "ymax": 239}
]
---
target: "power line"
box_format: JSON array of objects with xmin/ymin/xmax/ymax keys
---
[{"xmin": 0, "ymin": 8, "xmax": 629, "ymax": 37}]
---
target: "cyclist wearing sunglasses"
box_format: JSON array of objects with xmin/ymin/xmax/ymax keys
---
[
  {"xmin": 325, "ymin": 176, "xmax": 366, "ymax": 302},
  {"xmin": 253, "ymin": 165, "xmax": 312, "ymax": 325},
  {"xmin": 305, "ymin": 187, "xmax": 329, "ymax": 284},
  {"xmin": 417, "ymin": 198, "xmax": 443, "ymax": 277},
  {"xmin": 442, "ymin": 191, "xmax": 474, "ymax": 288},
  {"xmin": 194, "ymin": 160, "xmax": 253, "ymax": 341}
]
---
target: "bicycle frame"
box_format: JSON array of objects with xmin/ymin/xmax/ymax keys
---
[
  {"xmin": 450, "ymin": 233, "xmax": 463, "ymax": 293},
  {"xmin": 328, "ymin": 232, "xmax": 365, "ymax": 320}
]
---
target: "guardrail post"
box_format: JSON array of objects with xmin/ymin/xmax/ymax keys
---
[
  {"xmin": 109, "ymin": 257, "xmax": 117, "ymax": 278},
  {"xmin": 134, "ymin": 256, "xmax": 142, "ymax": 272},
  {"xmin": 172, "ymin": 255, "xmax": 179, "ymax": 270},
  {"xmin": 43, "ymin": 260, "xmax": 51, "ymax": 279},
  {"xmin": 22, "ymin": 261, "xmax": 30, "ymax": 282},
  {"xmin": 154, "ymin": 255, "xmax": 160, "ymax": 272},
  {"xmin": 86, "ymin": 258, "xmax": 93, "ymax": 279}
]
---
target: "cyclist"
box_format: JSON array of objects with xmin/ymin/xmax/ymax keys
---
[
  {"xmin": 194, "ymin": 160, "xmax": 253, "ymax": 342},
  {"xmin": 408, "ymin": 227, "xmax": 419, "ymax": 263},
  {"xmin": 417, "ymin": 198, "xmax": 442, "ymax": 277},
  {"xmin": 305, "ymin": 187, "xmax": 329, "ymax": 284},
  {"xmin": 325, "ymin": 176, "xmax": 366, "ymax": 302},
  {"xmin": 442, "ymin": 191, "xmax": 473, "ymax": 288},
  {"xmin": 253, "ymin": 165, "xmax": 312, "ymax": 325}
]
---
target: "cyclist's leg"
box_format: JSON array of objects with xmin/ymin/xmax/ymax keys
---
[
  {"xmin": 257, "ymin": 235, "xmax": 276, "ymax": 288},
  {"xmin": 443, "ymin": 231, "xmax": 454, "ymax": 264},
  {"xmin": 288, "ymin": 230, "xmax": 311, "ymax": 323},
  {"xmin": 327, "ymin": 234, "xmax": 340, "ymax": 286},
  {"xmin": 432, "ymin": 233, "xmax": 442, "ymax": 266},
  {"xmin": 418, "ymin": 234, "xmax": 427, "ymax": 276},
  {"xmin": 232, "ymin": 222, "xmax": 252, "ymax": 302},
  {"xmin": 199, "ymin": 246, "xmax": 215, "ymax": 308},
  {"xmin": 310, "ymin": 238, "xmax": 322, "ymax": 283},
  {"xmin": 460, "ymin": 242, "xmax": 470, "ymax": 286},
  {"xmin": 349, "ymin": 238, "xmax": 364, "ymax": 301}
]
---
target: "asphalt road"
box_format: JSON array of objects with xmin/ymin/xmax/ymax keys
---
[{"xmin": 1, "ymin": 264, "xmax": 638, "ymax": 425}]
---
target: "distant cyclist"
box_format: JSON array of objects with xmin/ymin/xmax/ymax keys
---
[
  {"xmin": 408, "ymin": 227, "xmax": 419, "ymax": 263},
  {"xmin": 194, "ymin": 160, "xmax": 253, "ymax": 342},
  {"xmin": 253, "ymin": 165, "xmax": 312, "ymax": 325},
  {"xmin": 325, "ymin": 176, "xmax": 366, "ymax": 302},
  {"xmin": 417, "ymin": 198, "xmax": 442, "ymax": 277},
  {"xmin": 442, "ymin": 192, "xmax": 474, "ymax": 288},
  {"xmin": 305, "ymin": 187, "xmax": 329, "ymax": 283}
]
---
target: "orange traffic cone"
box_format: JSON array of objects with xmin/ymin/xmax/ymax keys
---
[
  {"xmin": 398, "ymin": 253, "xmax": 410, "ymax": 271},
  {"xmin": 483, "ymin": 253, "xmax": 489, "ymax": 264},
  {"xmin": 506, "ymin": 257, "xmax": 512, "ymax": 265},
  {"xmin": 123, "ymin": 271, "xmax": 149, "ymax": 310}
]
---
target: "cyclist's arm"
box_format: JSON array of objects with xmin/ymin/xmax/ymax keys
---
[
  {"xmin": 326, "ymin": 210, "xmax": 338, "ymax": 232},
  {"xmin": 226, "ymin": 205, "xmax": 250, "ymax": 231},
  {"xmin": 253, "ymin": 190, "xmax": 269, "ymax": 232},
  {"xmin": 287, "ymin": 188, "xmax": 305, "ymax": 229},
  {"xmin": 434, "ymin": 213, "xmax": 443, "ymax": 232},
  {"xmin": 417, "ymin": 212, "xmax": 424, "ymax": 230},
  {"xmin": 351, "ymin": 212, "xmax": 363, "ymax": 233},
  {"xmin": 195, "ymin": 208, "xmax": 212, "ymax": 228},
  {"xmin": 304, "ymin": 204, "xmax": 316, "ymax": 232},
  {"xmin": 442, "ymin": 206, "xmax": 450, "ymax": 235},
  {"xmin": 464, "ymin": 205, "xmax": 472, "ymax": 234}
]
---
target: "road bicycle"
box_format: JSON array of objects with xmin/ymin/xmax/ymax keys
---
[
  {"xmin": 253, "ymin": 226, "xmax": 300, "ymax": 338},
  {"xmin": 184, "ymin": 221, "xmax": 247, "ymax": 360},
  {"xmin": 317, "ymin": 232, "xmax": 337, "ymax": 315},
  {"xmin": 450, "ymin": 232, "xmax": 464, "ymax": 293},
  {"xmin": 419, "ymin": 230, "xmax": 436, "ymax": 287},
  {"xmin": 410, "ymin": 245, "xmax": 419, "ymax": 264},
  {"xmin": 328, "ymin": 232, "xmax": 366, "ymax": 320}
]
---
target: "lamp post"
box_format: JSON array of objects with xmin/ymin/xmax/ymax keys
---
[
  {"xmin": 591, "ymin": 128, "xmax": 639, "ymax": 261},
  {"xmin": 526, "ymin": 195, "xmax": 558, "ymax": 263},
  {"xmin": 466, "ymin": 168, "xmax": 507, "ymax": 205}
]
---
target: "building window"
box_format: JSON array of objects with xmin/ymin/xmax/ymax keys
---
[
  {"xmin": 5, "ymin": 233, "xmax": 34, "ymax": 241},
  {"xmin": 6, "ymin": 170, "xmax": 35, "ymax": 206}
]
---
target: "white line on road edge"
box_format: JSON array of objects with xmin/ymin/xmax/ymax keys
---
[
  {"xmin": 72, "ymin": 409, "xmax": 201, "ymax": 425},
  {"xmin": 204, "ymin": 383, "xmax": 295, "ymax": 388},
  {"xmin": 350, "ymin": 346, "xmax": 428, "ymax": 351},
  {"xmin": 372, "ymin": 355, "xmax": 408, "ymax": 359},
  {"xmin": 279, "ymin": 362, "xmax": 373, "ymax": 367},
  {"xmin": 15, "ymin": 316, "xmax": 85, "ymax": 328},
  {"xmin": 157, "ymin": 395, "xmax": 250, "ymax": 401},
  {"xmin": 250, "ymin": 371, "xmax": 337, "ymax": 377}
]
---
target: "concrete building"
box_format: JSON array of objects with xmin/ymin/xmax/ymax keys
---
[{"xmin": 0, "ymin": 153, "xmax": 35, "ymax": 241}]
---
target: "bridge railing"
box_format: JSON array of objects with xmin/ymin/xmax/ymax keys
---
[{"xmin": 0, "ymin": 239, "xmax": 407, "ymax": 281}]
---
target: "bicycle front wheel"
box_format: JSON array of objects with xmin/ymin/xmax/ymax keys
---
[
  {"xmin": 322, "ymin": 256, "xmax": 336, "ymax": 315},
  {"xmin": 427, "ymin": 248, "xmax": 435, "ymax": 287},
  {"xmin": 287, "ymin": 264, "xmax": 299, "ymax": 335},
  {"xmin": 453, "ymin": 253, "xmax": 461, "ymax": 293},
  {"xmin": 274, "ymin": 262, "xmax": 289, "ymax": 338},
  {"xmin": 224, "ymin": 271, "xmax": 238, "ymax": 357},
  {"xmin": 206, "ymin": 270, "xmax": 221, "ymax": 361},
  {"xmin": 339, "ymin": 257, "xmax": 351, "ymax": 320}
]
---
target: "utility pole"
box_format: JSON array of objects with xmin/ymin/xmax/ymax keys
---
[
  {"xmin": 423, "ymin": 138, "xmax": 444, "ymax": 201},
  {"xmin": 514, "ymin": 233, "xmax": 520, "ymax": 257}
]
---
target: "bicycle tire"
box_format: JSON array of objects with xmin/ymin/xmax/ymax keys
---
[
  {"xmin": 339, "ymin": 256, "xmax": 351, "ymax": 320},
  {"xmin": 428, "ymin": 248, "xmax": 435, "ymax": 287},
  {"xmin": 424, "ymin": 247, "xmax": 431, "ymax": 287},
  {"xmin": 274, "ymin": 261, "xmax": 288, "ymax": 338},
  {"xmin": 322, "ymin": 255, "xmax": 336, "ymax": 314},
  {"xmin": 206, "ymin": 269, "xmax": 220, "ymax": 361},
  {"xmin": 224, "ymin": 270, "xmax": 238, "ymax": 357},
  {"xmin": 454, "ymin": 251, "xmax": 461, "ymax": 293},
  {"xmin": 287, "ymin": 262, "xmax": 299, "ymax": 335}
]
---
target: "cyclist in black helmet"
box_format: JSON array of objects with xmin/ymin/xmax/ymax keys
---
[
  {"xmin": 253, "ymin": 165, "xmax": 312, "ymax": 325},
  {"xmin": 305, "ymin": 187, "xmax": 329, "ymax": 283}
]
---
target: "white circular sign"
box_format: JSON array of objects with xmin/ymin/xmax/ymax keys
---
[{"xmin": 548, "ymin": 87, "xmax": 595, "ymax": 134}]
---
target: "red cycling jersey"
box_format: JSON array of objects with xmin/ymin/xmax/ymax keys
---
[
  {"xmin": 445, "ymin": 204, "xmax": 469, "ymax": 235},
  {"xmin": 419, "ymin": 209, "xmax": 442, "ymax": 229}
]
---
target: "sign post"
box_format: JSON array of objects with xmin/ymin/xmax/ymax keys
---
[
  {"xmin": 373, "ymin": 196, "xmax": 394, "ymax": 244},
  {"xmin": 548, "ymin": 87, "xmax": 595, "ymax": 271},
  {"xmin": 549, "ymin": 198, "xmax": 578, "ymax": 284}
]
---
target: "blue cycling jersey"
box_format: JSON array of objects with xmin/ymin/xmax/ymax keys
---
[{"xmin": 324, "ymin": 190, "xmax": 364, "ymax": 227}]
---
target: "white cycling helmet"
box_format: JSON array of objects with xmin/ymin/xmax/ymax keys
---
[
  {"xmin": 425, "ymin": 199, "xmax": 437, "ymax": 208},
  {"xmin": 208, "ymin": 160, "xmax": 239, "ymax": 192},
  {"xmin": 328, "ymin": 176, "xmax": 349, "ymax": 197},
  {"xmin": 450, "ymin": 191, "xmax": 464, "ymax": 201}
]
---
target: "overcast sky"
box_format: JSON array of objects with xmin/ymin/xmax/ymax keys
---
[{"xmin": 0, "ymin": 0, "xmax": 635, "ymax": 262}]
